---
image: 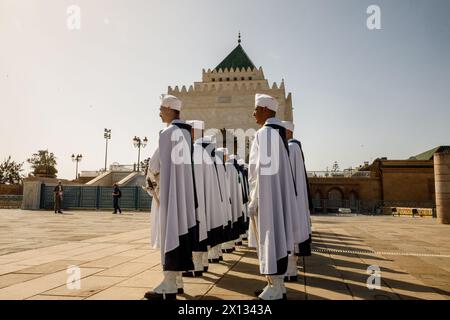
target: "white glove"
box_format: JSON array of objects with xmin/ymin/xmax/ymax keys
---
[{"xmin": 248, "ymin": 200, "xmax": 258, "ymax": 217}]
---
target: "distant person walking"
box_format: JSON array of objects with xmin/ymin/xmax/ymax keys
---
[
  {"xmin": 112, "ymin": 183, "xmax": 122, "ymax": 214},
  {"xmin": 54, "ymin": 181, "xmax": 64, "ymax": 214}
]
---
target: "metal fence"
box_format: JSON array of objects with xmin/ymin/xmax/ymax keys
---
[
  {"xmin": 39, "ymin": 184, "xmax": 152, "ymax": 211},
  {"xmin": 0, "ymin": 195, "xmax": 23, "ymax": 209},
  {"xmin": 307, "ymin": 170, "xmax": 371, "ymax": 178},
  {"xmin": 0, "ymin": 195, "xmax": 23, "ymax": 201}
]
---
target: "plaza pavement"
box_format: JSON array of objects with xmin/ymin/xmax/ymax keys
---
[{"xmin": 0, "ymin": 209, "xmax": 449, "ymax": 300}]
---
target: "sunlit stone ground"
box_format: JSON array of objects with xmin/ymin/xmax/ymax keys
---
[{"xmin": 0, "ymin": 209, "xmax": 449, "ymax": 300}]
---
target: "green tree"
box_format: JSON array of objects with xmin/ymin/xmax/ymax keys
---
[
  {"xmin": 0, "ymin": 156, "xmax": 24, "ymax": 184},
  {"xmin": 332, "ymin": 161, "xmax": 340, "ymax": 172},
  {"xmin": 27, "ymin": 150, "xmax": 58, "ymax": 178}
]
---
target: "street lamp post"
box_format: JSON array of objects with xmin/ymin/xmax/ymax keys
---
[
  {"xmin": 44, "ymin": 149, "xmax": 49, "ymax": 177},
  {"xmin": 104, "ymin": 129, "xmax": 111, "ymax": 171},
  {"xmin": 71, "ymin": 154, "xmax": 83, "ymax": 180},
  {"xmin": 132, "ymin": 136, "xmax": 148, "ymax": 172}
]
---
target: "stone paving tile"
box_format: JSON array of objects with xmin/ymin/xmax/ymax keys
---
[
  {"xmin": 304, "ymin": 274, "xmax": 350, "ymax": 293},
  {"xmin": 81, "ymin": 255, "xmax": 136, "ymax": 268},
  {"xmin": 306, "ymin": 287, "xmax": 353, "ymax": 300},
  {"xmin": 70, "ymin": 244, "xmax": 140, "ymax": 261},
  {"xmin": 0, "ymin": 273, "xmax": 42, "ymax": 289},
  {"xmin": 130, "ymin": 252, "xmax": 161, "ymax": 265},
  {"xmin": 14, "ymin": 260, "xmax": 84, "ymax": 275},
  {"xmin": 14, "ymin": 254, "xmax": 70, "ymax": 267},
  {"xmin": 0, "ymin": 264, "xmax": 30, "ymax": 276},
  {"xmin": 58, "ymin": 243, "xmax": 118, "ymax": 258},
  {"xmin": 210, "ymin": 274, "xmax": 267, "ymax": 298},
  {"xmin": 97, "ymin": 262, "xmax": 150, "ymax": 277},
  {"xmin": 42, "ymin": 275, "xmax": 126, "ymax": 297},
  {"xmin": 0, "ymin": 267, "xmax": 103, "ymax": 300},
  {"xmin": 181, "ymin": 283, "xmax": 215, "ymax": 300},
  {"xmin": 116, "ymin": 270, "xmax": 163, "ymax": 288},
  {"xmin": 85, "ymin": 286, "xmax": 147, "ymax": 300},
  {"xmin": 349, "ymin": 285, "xmax": 401, "ymax": 300},
  {"xmin": 27, "ymin": 294, "xmax": 84, "ymax": 300},
  {"xmin": 115, "ymin": 249, "xmax": 149, "ymax": 258}
]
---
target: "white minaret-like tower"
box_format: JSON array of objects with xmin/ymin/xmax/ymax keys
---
[{"xmin": 167, "ymin": 34, "xmax": 294, "ymax": 156}]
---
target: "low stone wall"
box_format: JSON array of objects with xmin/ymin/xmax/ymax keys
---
[{"xmin": 0, "ymin": 184, "xmax": 23, "ymax": 195}]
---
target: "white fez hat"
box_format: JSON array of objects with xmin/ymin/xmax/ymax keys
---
[
  {"xmin": 186, "ymin": 120, "xmax": 205, "ymax": 130},
  {"xmin": 281, "ymin": 121, "xmax": 295, "ymax": 132},
  {"xmin": 255, "ymin": 93, "xmax": 279, "ymax": 112},
  {"xmin": 216, "ymin": 147, "xmax": 228, "ymax": 155},
  {"xmin": 160, "ymin": 94, "xmax": 182, "ymax": 111},
  {"xmin": 203, "ymin": 135, "xmax": 215, "ymax": 144}
]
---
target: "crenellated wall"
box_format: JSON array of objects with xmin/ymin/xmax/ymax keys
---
[{"xmin": 167, "ymin": 67, "xmax": 293, "ymax": 133}]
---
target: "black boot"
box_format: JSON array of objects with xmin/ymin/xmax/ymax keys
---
[
  {"xmin": 208, "ymin": 258, "xmax": 220, "ymax": 264},
  {"xmin": 254, "ymin": 289, "xmax": 287, "ymax": 300},
  {"xmin": 144, "ymin": 291, "xmax": 177, "ymax": 300},
  {"xmin": 182, "ymin": 270, "xmax": 203, "ymax": 278},
  {"xmin": 284, "ymin": 275, "xmax": 298, "ymax": 282}
]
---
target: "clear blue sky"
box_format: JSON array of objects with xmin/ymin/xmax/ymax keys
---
[{"xmin": 1, "ymin": 0, "xmax": 449, "ymax": 179}]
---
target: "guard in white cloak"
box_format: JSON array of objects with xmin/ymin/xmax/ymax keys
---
[
  {"xmin": 239, "ymin": 159, "xmax": 250, "ymax": 242},
  {"xmin": 225, "ymin": 155, "xmax": 244, "ymax": 250},
  {"xmin": 248, "ymin": 93, "xmax": 299, "ymax": 300},
  {"xmin": 181, "ymin": 120, "xmax": 209, "ymax": 277},
  {"xmin": 236, "ymin": 158, "xmax": 249, "ymax": 245},
  {"xmin": 215, "ymin": 148, "xmax": 234, "ymax": 256},
  {"xmin": 281, "ymin": 121, "xmax": 311, "ymax": 282},
  {"xmin": 144, "ymin": 94, "xmax": 197, "ymax": 300},
  {"xmin": 201, "ymin": 137, "xmax": 226, "ymax": 264}
]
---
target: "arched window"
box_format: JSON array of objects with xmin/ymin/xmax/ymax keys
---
[
  {"xmin": 328, "ymin": 188, "xmax": 343, "ymax": 208},
  {"xmin": 328, "ymin": 189, "xmax": 342, "ymax": 200}
]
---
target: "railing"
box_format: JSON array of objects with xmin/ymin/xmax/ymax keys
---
[
  {"xmin": 79, "ymin": 171, "xmax": 102, "ymax": 177},
  {"xmin": 307, "ymin": 171, "xmax": 371, "ymax": 178},
  {"xmin": 109, "ymin": 164, "xmax": 136, "ymax": 172},
  {"xmin": 107, "ymin": 164, "xmax": 147, "ymax": 173},
  {"xmin": 0, "ymin": 195, "xmax": 23, "ymax": 208},
  {"xmin": 39, "ymin": 184, "xmax": 152, "ymax": 211},
  {"xmin": 0, "ymin": 195, "xmax": 23, "ymax": 201}
]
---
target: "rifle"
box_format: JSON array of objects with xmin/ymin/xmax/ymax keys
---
[{"xmin": 142, "ymin": 157, "xmax": 160, "ymax": 206}]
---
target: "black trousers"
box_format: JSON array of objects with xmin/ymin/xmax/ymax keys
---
[
  {"xmin": 54, "ymin": 196, "xmax": 62, "ymax": 212},
  {"xmin": 113, "ymin": 198, "xmax": 121, "ymax": 213}
]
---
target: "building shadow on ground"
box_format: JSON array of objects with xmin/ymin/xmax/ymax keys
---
[{"xmin": 199, "ymin": 231, "xmax": 450, "ymax": 300}]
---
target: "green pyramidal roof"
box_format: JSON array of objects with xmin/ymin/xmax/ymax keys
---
[
  {"xmin": 408, "ymin": 146, "xmax": 450, "ymax": 160},
  {"xmin": 215, "ymin": 44, "xmax": 256, "ymax": 71}
]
